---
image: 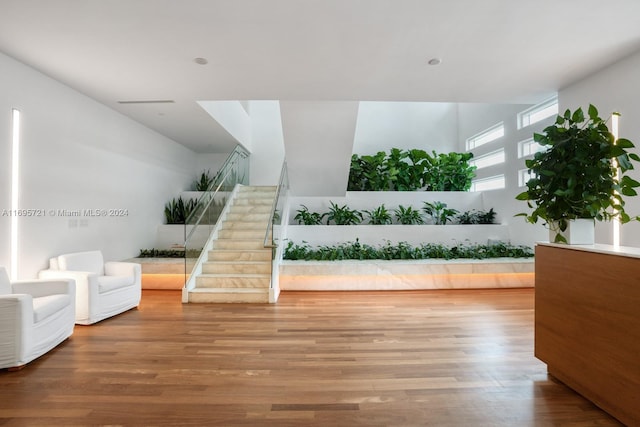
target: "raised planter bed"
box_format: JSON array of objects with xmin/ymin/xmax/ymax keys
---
[
  {"xmin": 279, "ymin": 258, "xmax": 534, "ymax": 291},
  {"xmin": 127, "ymin": 257, "xmax": 195, "ymax": 290}
]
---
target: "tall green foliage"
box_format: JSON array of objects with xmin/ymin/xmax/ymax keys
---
[
  {"xmin": 164, "ymin": 196, "xmax": 198, "ymax": 224},
  {"xmin": 193, "ymin": 169, "xmax": 215, "ymax": 191},
  {"xmin": 516, "ymin": 105, "xmax": 640, "ymax": 242},
  {"xmin": 425, "ymin": 152, "xmax": 476, "ymax": 191},
  {"xmin": 348, "ymin": 148, "xmax": 476, "ymax": 191}
]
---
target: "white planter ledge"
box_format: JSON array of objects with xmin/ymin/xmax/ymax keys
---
[{"xmin": 279, "ymin": 258, "xmax": 534, "ymax": 291}]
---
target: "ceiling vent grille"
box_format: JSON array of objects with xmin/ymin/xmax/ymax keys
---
[{"xmin": 117, "ymin": 100, "xmax": 175, "ymax": 104}]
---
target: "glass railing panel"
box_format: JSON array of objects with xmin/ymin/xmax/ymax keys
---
[{"xmin": 183, "ymin": 145, "xmax": 250, "ymax": 286}]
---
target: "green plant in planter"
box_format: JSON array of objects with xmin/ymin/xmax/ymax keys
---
[
  {"xmin": 394, "ymin": 205, "xmax": 425, "ymax": 225},
  {"xmin": 164, "ymin": 196, "xmax": 198, "ymax": 224},
  {"xmin": 348, "ymin": 149, "xmax": 476, "ymax": 191},
  {"xmin": 457, "ymin": 210, "xmax": 479, "ymax": 224},
  {"xmin": 459, "ymin": 208, "xmax": 497, "ymax": 224},
  {"xmin": 422, "ymin": 201, "xmax": 459, "ymax": 225},
  {"xmin": 354, "ymin": 151, "xmax": 388, "ymax": 191},
  {"xmin": 326, "ymin": 201, "xmax": 363, "ymax": 225},
  {"xmin": 424, "ymin": 152, "xmax": 476, "ymax": 191},
  {"xmin": 347, "ymin": 154, "xmax": 367, "ymax": 191},
  {"xmin": 193, "ymin": 169, "xmax": 215, "ymax": 191},
  {"xmin": 363, "ymin": 204, "xmax": 393, "ymax": 225},
  {"xmin": 294, "ymin": 205, "xmax": 326, "ymax": 225},
  {"xmin": 477, "ymin": 208, "xmax": 497, "ymax": 224},
  {"xmin": 516, "ymin": 105, "xmax": 640, "ymax": 243},
  {"xmin": 283, "ymin": 239, "xmax": 534, "ymax": 261}
]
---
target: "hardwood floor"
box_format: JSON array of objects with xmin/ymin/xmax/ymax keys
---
[{"xmin": 0, "ymin": 289, "xmax": 621, "ymax": 426}]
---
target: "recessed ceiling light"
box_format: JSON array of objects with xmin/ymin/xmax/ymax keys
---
[
  {"xmin": 428, "ymin": 58, "xmax": 442, "ymax": 66},
  {"xmin": 194, "ymin": 57, "xmax": 208, "ymax": 65}
]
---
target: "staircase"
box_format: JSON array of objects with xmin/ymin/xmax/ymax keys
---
[{"xmin": 187, "ymin": 186, "xmax": 276, "ymax": 303}]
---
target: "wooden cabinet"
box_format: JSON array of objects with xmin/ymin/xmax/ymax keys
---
[{"xmin": 535, "ymin": 243, "xmax": 640, "ymax": 426}]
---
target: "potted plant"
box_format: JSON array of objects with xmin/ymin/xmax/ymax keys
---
[
  {"xmin": 293, "ymin": 205, "xmax": 326, "ymax": 225},
  {"xmin": 422, "ymin": 201, "xmax": 458, "ymax": 225},
  {"xmin": 516, "ymin": 105, "xmax": 640, "ymax": 244},
  {"xmin": 363, "ymin": 204, "xmax": 393, "ymax": 225},
  {"xmin": 326, "ymin": 201, "xmax": 363, "ymax": 225},
  {"xmin": 394, "ymin": 205, "xmax": 425, "ymax": 225}
]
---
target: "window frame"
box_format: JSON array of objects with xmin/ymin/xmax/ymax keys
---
[
  {"xmin": 518, "ymin": 97, "xmax": 558, "ymax": 129},
  {"xmin": 470, "ymin": 148, "xmax": 505, "ymax": 170},
  {"xmin": 466, "ymin": 122, "xmax": 504, "ymax": 151},
  {"xmin": 470, "ymin": 174, "xmax": 505, "ymax": 192}
]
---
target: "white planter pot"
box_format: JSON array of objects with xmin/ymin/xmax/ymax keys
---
[{"xmin": 549, "ymin": 219, "xmax": 595, "ymax": 245}]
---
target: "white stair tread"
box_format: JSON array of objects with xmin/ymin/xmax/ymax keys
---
[
  {"xmin": 190, "ymin": 288, "xmax": 268, "ymax": 293},
  {"xmin": 199, "ymin": 273, "xmax": 270, "ymax": 278}
]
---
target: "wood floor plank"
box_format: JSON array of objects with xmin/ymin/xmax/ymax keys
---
[{"xmin": 0, "ymin": 289, "xmax": 622, "ymax": 426}]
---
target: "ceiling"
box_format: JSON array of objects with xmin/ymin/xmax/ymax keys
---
[{"xmin": 2, "ymin": 0, "xmax": 640, "ymax": 153}]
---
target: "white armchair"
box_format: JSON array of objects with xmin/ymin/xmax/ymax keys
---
[
  {"xmin": 39, "ymin": 250, "xmax": 141, "ymax": 325},
  {"xmin": 0, "ymin": 266, "xmax": 75, "ymax": 370}
]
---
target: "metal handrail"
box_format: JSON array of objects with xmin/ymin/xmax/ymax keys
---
[{"xmin": 263, "ymin": 162, "xmax": 288, "ymax": 249}]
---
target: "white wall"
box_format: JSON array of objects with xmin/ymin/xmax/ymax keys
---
[
  {"xmin": 281, "ymin": 101, "xmax": 359, "ymax": 196},
  {"xmin": 0, "ymin": 52, "xmax": 196, "ymax": 279},
  {"xmin": 560, "ymin": 50, "xmax": 640, "ymax": 247},
  {"xmin": 456, "ymin": 103, "xmax": 550, "ymax": 247},
  {"xmin": 353, "ymin": 102, "xmax": 458, "ymax": 154},
  {"xmin": 198, "ymin": 101, "xmax": 252, "ymax": 149},
  {"xmin": 249, "ymin": 101, "xmax": 285, "ymax": 186}
]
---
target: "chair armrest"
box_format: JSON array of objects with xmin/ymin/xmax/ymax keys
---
[
  {"xmin": 0, "ymin": 294, "xmax": 32, "ymax": 324},
  {"xmin": 39, "ymin": 269, "xmax": 94, "ymax": 287},
  {"xmin": 39, "ymin": 270, "xmax": 97, "ymax": 323},
  {"xmin": 39, "ymin": 269, "xmax": 95, "ymax": 300},
  {"xmin": 104, "ymin": 262, "xmax": 141, "ymax": 278},
  {"xmin": 0, "ymin": 295, "xmax": 33, "ymax": 364},
  {"xmin": 12, "ymin": 278, "xmax": 75, "ymax": 298}
]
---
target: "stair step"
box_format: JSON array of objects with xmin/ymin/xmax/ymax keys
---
[
  {"xmin": 218, "ymin": 229, "xmax": 267, "ymax": 239},
  {"xmin": 208, "ymin": 250, "xmax": 272, "ymax": 262},
  {"xmin": 212, "ymin": 239, "xmax": 266, "ymax": 250},
  {"xmin": 228, "ymin": 205, "xmax": 272, "ymax": 214},
  {"xmin": 235, "ymin": 191, "xmax": 276, "ymax": 201},
  {"xmin": 238, "ymin": 185, "xmax": 276, "ymax": 192},
  {"xmin": 188, "ymin": 288, "xmax": 269, "ymax": 303},
  {"xmin": 233, "ymin": 198, "xmax": 274, "ymax": 206},
  {"xmin": 196, "ymin": 273, "xmax": 270, "ymax": 288},
  {"xmin": 202, "ymin": 261, "xmax": 271, "ymax": 274},
  {"xmin": 220, "ymin": 220, "xmax": 268, "ymax": 230},
  {"xmin": 225, "ymin": 212, "xmax": 272, "ymax": 222}
]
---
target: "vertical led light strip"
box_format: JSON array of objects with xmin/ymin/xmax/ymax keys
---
[
  {"xmin": 11, "ymin": 109, "xmax": 21, "ymax": 280},
  {"xmin": 612, "ymin": 113, "xmax": 620, "ymax": 247}
]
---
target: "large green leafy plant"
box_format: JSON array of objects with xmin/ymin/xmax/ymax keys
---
[
  {"xmin": 348, "ymin": 148, "xmax": 476, "ymax": 191},
  {"xmin": 516, "ymin": 105, "xmax": 640, "ymax": 242},
  {"xmin": 424, "ymin": 152, "xmax": 476, "ymax": 191}
]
